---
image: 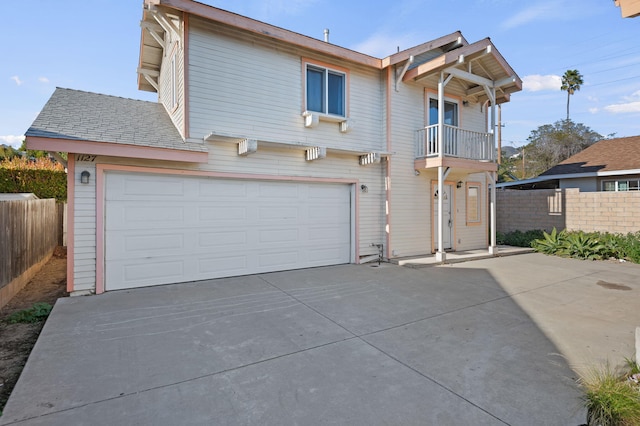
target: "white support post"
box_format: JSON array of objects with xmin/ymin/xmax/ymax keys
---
[
  {"xmin": 487, "ymin": 171, "xmax": 497, "ymax": 255},
  {"xmin": 436, "ymin": 165, "xmax": 445, "ymax": 262}
]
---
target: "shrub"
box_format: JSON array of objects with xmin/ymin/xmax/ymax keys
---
[
  {"xmin": 531, "ymin": 229, "xmax": 640, "ymax": 264},
  {"xmin": 6, "ymin": 303, "xmax": 53, "ymax": 324},
  {"xmin": 496, "ymin": 229, "xmax": 544, "ymax": 247},
  {"xmin": 531, "ymin": 228, "xmax": 566, "ymax": 254},
  {"xmin": 579, "ymin": 362, "xmax": 640, "ymax": 426},
  {"xmin": 0, "ymin": 157, "xmax": 66, "ymax": 201}
]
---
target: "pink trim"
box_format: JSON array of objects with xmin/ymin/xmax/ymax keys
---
[
  {"xmin": 153, "ymin": 0, "xmax": 381, "ymax": 68},
  {"xmin": 95, "ymin": 164, "xmax": 360, "ymax": 291},
  {"xmin": 183, "ymin": 14, "xmax": 190, "ymax": 139},
  {"xmin": 385, "ymin": 67, "xmax": 392, "ymax": 259},
  {"xmin": 66, "ymin": 156, "xmax": 76, "ymax": 293},
  {"xmin": 26, "ymin": 136, "xmax": 208, "ymax": 163},
  {"xmin": 97, "ymin": 164, "xmax": 358, "ymax": 183}
]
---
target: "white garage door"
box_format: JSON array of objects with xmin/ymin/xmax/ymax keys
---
[{"xmin": 104, "ymin": 172, "xmax": 353, "ymax": 291}]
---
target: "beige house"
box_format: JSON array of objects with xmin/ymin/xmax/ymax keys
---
[
  {"xmin": 497, "ymin": 136, "xmax": 640, "ymax": 192},
  {"xmin": 26, "ymin": 0, "xmax": 521, "ymax": 294}
]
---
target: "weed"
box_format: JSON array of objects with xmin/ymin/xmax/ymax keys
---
[{"xmin": 6, "ymin": 303, "xmax": 52, "ymax": 324}]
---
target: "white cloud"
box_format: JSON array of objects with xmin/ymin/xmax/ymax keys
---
[
  {"xmin": 351, "ymin": 32, "xmax": 420, "ymax": 58},
  {"xmin": 10, "ymin": 75, "xmax": 22, "ymax": 86},
  {"xmin": 604, "ymin": 102, "xmax": 640, "ymax": 114},
  {"xmin": 603, "ymin": 90, "xmax": 640, "ymax": 114},
  {"xmin": 502, "ymin": 2, "xmax": 558, "ymax": 29},
  {"xmin": 522, "ymin": 74, "xmax": 561, "ymax": 92},
  {"xmin": 589, "ymin": 107, "xmax": 599, "ymax": 114},
  {"xmin": 0, "ymin": 135, "xmax": 24, "ymax": 148},
  {"xmin": 38, "ymin": 77, "xmax": 49, "ymax": 84}
]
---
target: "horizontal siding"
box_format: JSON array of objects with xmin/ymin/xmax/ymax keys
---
[
  {"xmin": 389, "ymin": 81, "xmax": 431, "ymax": 256},
  {"xmin": 187, "ymin": 17, "xmax": 384, "ymax": 153},
  {"xmin": 388, "ymin": 80, "xmax": 492, "ymax": 256},
  {"xmin": 73, "ymin": 161, "xmax": 96, "ymax": 292},
  {"xmin": 71, "ymin": 149, "xmax": 385, "ymax": 292},
  {"xmin": 455, "ymin": 173, "xmax": 488, "ymax": 250}
]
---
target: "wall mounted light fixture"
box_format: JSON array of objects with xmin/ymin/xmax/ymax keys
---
[
  {"xmin": 360, "ymin": 184, "xmax": 368, "ymax": 193},
  {"xmin": 457, "ymin": 181, "xmax": 463, "ymax": 188},
  {"xmin": 80, "ymin": 170, "xmax": 90, "ymax": 184}
]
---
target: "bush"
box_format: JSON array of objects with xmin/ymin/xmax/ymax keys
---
[
  {"xmin": 531, "ymin": 229, "xmax": 640, "ymax": 264},
  {"xmin": 0, "ymin": 157, "xmax": 66, "ymax": 201},
  {"xmin": 496, "ymin": 229, "xmax": 544, "ymax": 247},
  {"xmin": 6, "ymin": 303, "xmax": 53, "ymax": 324},
  {"xmin": 579, "ymin": 361, "xmax": 640, "ymax": 426}
]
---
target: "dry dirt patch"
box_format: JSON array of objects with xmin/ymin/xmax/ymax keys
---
[{"xmin": 0, "ymin": 247, "xmax": 68, "ymax": 414}]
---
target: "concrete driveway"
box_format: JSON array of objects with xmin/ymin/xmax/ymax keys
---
[{"xmin": 2, "ymin": 253, "xmax": 639, "ymax": 425}]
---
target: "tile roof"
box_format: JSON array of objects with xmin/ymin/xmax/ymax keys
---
[
  {"xmin": 540, "ymin": 135, "xmax": 640, "ymax": 176},
  {"xmin": 26, "ymin": 88, "xmax": 207, "ymax": 153}
]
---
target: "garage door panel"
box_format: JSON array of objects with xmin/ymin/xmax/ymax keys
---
[
  {"xmin": 198, "ymin": 206, "xmax": 248, "ymax": 222},
  {"xmin": 105, "ymin": 173, "xmax": 352, "ymax": 291},
  {"xmin": 198, "ymin": 231, "xmax": 248, "ymax": 247},
  {"xmin": 198, "ymin": 180, "xmax": 247, "ymax": 198},
  {"xmin": 197, "ymin": 255, "xmax": 248, "ymax": 275},
  {"xmin": 257, "ymin": 182, "xmax": 299, "ymax": 199}
]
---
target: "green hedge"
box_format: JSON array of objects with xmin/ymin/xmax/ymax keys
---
[{"xmin": 0, "ymin": 167, "xmax": 67, "ymax": 201}]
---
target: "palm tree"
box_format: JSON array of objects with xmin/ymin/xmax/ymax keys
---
[{"xmin": 561, "ymin": 69, "xmax": 584, "ymax": 121}]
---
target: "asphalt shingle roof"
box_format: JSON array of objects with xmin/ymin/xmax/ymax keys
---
[
  {"xmin": 26, "ymin": 88, "xmax": 207, "ymax": 153},
  {"xmin": 540, "ymin": 136, "xmax": 640, "ymax": 176}
]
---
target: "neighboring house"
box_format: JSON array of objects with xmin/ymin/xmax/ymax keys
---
[
  {"xmin": 615, "ymin": 0, "xmax": 640, "ymax": 17},
  {"xmin": 497, "ymin": 136, "xmax": 640, "ymax": 192},
  {"xmin": 26, "ymin": 0, "xmax": 521, "ymax": 294}
]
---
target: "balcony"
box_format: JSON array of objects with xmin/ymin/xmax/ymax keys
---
[{"xmin": 416, "ymin": 124, "xmax": 494, "ymax": 161}]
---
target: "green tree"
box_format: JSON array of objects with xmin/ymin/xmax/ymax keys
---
[
  {"xmin": 561, "ymin": 69, "xmax": 584, "ymax": 121},
  {"xmin": 18, "ymin": 139, "xmax": 48, "ymax": 160},
  {"xmin": 523, "ymin": 120, "xmax": 602, "ymax": 177}
]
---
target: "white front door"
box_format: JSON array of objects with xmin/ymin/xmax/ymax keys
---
[{"xmin": 433, "ymin": 184, "xmax": 453, "ymax": 250}]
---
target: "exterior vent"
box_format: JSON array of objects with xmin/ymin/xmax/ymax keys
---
[
  {"xmin": 340, "ymin": 119, "xmax": 353, "ymax": 133},
  {"xmin": 238, "ymin": 139, "xmax": 257, "ymax": 156},
  {"xmin": 305, "ymin": 146, "xmax": 327, "ymax": 161},
  {"xmin": 359, "ymin": 152, "xmax": 381, "ymax": 166}
]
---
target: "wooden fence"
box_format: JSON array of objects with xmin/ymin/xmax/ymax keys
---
[{"xmin": 0, "ymin": 199, "xmax": 65, "ymax": 308}]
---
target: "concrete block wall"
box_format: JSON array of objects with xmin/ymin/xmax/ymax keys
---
[
  {"xmin": 497, "ymin": 188, "xmax": 640, "ymax": 234},
  {"xmin": 496, "ymin": 189, "xmax": 565, "ymax": 233}
]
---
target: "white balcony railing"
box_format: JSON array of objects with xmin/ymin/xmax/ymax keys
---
[{"xmin": 416, "ymin": 124, "xmax": 494, "ymax": 161}]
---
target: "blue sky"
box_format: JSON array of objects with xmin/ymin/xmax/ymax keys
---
[{"xmin": 2, "ymin": 0, "xmax": 639, "ymax": 150}]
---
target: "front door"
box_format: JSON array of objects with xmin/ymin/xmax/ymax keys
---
[{"xmin": 433, "ymin": 184, "xmax": 453, "ymax": 250}]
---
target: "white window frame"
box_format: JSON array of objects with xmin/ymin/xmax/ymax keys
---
[
  {"xmin": 427, "ymin": 94, "xmax": 459, "ymax": 127},
  {"xmin": 602, "ymin": 178, "xmax": 640, "ymax": 191},
  {"xmin": 305, "ymin": 63, "xmax": 347, "ymax": 118}
]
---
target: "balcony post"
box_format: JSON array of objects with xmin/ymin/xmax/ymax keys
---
[{"xmin": 436, "ymin": 72, "xmax": 445, "ymax": 261}]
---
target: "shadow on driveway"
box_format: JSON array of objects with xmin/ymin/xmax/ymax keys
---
[{"xmin": 5, "ymin": 253, "xmax": 638, "ymax": 425}]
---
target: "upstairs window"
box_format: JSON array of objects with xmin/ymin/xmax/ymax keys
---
[
  {"xmin": 306, "ymin": 64, "xmax": 346, "ymax": 117},
  {"xmin": 429, "ymin": 98, "xmax": 458, "ymax": 126}
]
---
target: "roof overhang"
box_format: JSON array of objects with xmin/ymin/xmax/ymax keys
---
[
  {"xmin": 402, "ymin": 38, "xmax": 522, "ymax": 104},
  {"xmin": 26, "ymin": 136, "xmax": 209, "ymax": 163},
  {"xmin": 496, "ymin": 168, "xmax": 640, "ymax": 188}
]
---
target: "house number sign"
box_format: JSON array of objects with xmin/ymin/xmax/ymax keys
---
[{"xmin": 76, "ymin": 154, "xmax": 96, "ymax": 162}]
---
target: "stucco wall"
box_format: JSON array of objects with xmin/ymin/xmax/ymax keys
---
[{"xmin": 497, "ymin": 188, "xmax": 640, "ymax": 234}]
